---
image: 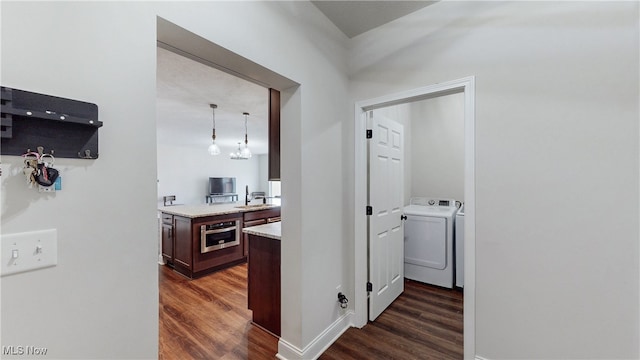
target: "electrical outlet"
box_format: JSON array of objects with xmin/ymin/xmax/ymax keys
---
[{"xmin": 1, "ymin": 229, "xmax": 57, "ymax": 276}]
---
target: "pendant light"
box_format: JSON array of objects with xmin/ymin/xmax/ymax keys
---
[
  {"xmin": 207, "ymin": 104, "xmax": 221, "ymax": 156},
  {"xmin": 241, "ymin": 112, "xmax": 252, "ymax": 158},
  {"xmin": 230, "ymin": 112, "xmax": 252, "ymax": 159},
  {"xmin": 230, "ymin": 142, "xmax": 248, "ymax": 160}
]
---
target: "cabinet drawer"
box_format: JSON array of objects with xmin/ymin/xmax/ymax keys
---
[
  {"xmin": 244, "ymin": 208, "xmax": 281, "ymax": 222},
  {"xmin": 161, "ymin": 213, "xmax": 173, "ymax": 225},
  {"xmin": 244, "ymin": 219, "xmax": 267, "ymax": 228}
]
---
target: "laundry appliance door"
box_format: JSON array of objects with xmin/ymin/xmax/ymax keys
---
[{"xmin": 404, "ymin": 215, "xmax": 447, "ymax": 270}]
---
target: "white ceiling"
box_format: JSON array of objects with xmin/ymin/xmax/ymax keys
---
[
  {"xmin": 311, "ymin": 1, "xmax": 435, "ymax": 38},
  {"xmin": 156, "ymin": 47, "xmax": 269, "ymax": 155},
  {"xmin": 156, "ymin": 2, "xmax": 434, "ymax": 155}
]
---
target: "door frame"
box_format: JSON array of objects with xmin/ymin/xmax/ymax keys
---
[{"xmin": 353, "ymin": 76, "xmax": 476, "ymax": 359}]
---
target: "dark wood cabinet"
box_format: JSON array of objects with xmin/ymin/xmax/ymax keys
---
[
  {"xmin": 161, "ymin": 214, "xmax": 174, "ymax": 264},
  {"xmin": 192, "ymin": 213, "xmax": 244, "ymax": 274},
  {"xmin": 161, "ymin": 214, "xmax": 193, "ymax": 275},
  {"xmin": 243, "ymin": 208, "xmax": 281, "ymax": 257},
  {"xmin": 173, "ymin": 216, "xmax": 193, "ymax": 273},
  {"xmin": 161, "ymin": 211, "xmax": 245, "ymax": 278},
  {"xmin": 247, "ymin": 233, "xmax": 281, "ymax": 336},
  {"xmin": 268, "ymin": 88, "xmax": 280, "ymax": 181}
]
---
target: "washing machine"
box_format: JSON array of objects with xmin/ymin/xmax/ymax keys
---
[
  {"xmin": 403, "ymin": 197, "xmax": 458, "ymax": 288},
  {"xmin": 455, "ymin": 203, "xmax": 465, "ymax": 288}
]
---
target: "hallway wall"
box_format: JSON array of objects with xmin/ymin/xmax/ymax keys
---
[{"xmin": 348, "ymin": 1, "xmax": 639, "ymax": 358}]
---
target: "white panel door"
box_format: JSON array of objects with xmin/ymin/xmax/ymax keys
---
[{"xmin": 368, "ymin": 110, "xmax": 404, "ymax": 321}]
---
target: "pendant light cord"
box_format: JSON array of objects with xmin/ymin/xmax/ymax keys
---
[
  {"xmin": 243, "ymin": 112, "xmax": 250, "ymax": 145},
  {"xmin": 211, "ymin": 104, "xmax": 218, "ymax": 140}
]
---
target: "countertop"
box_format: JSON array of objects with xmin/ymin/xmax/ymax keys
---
[
  {"xmin": 242, "ymin": 222, "xmax": 281, "ymax": 241},
  {"xmin": 158, "ymin": 203, "xmax": 279, "ymax": 218}
]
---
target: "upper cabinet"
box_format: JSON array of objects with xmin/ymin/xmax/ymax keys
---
[{"xmin": 268, "ymin": 88, "xmax": 280, "ymax": 181}]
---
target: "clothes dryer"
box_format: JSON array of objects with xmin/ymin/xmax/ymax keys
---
[{"xmin": 403, "ymin": 197, "xmax": 457, "ymax": 288}]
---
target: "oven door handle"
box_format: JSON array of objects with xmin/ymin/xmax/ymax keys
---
[{"xmin": 202, "ymin": 226, "xmax": 236, "ymax": 235}]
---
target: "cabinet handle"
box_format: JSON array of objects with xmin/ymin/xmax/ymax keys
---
[{"xmin": 203, "ymin": 227, "xmax": 236, "ymax": 235}]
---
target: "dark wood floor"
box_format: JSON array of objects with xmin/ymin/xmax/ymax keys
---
[
  {"xmin": 320, "ymin": 279, "xmax": 463, "ymax": 360},
  {"xmin": 159, "ymin": 263, "xmax": 463, "ymax": 359},
  {"xmin": 159, "ymin": 263, "xmax": 278, "ymax": 360}
]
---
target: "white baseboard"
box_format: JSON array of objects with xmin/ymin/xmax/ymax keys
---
[
  {"xmin": 475, "ymin": 356, "xmax": 490, "ymax": 360},
  {"xmin": 276, "ymin": 310, "xmax": 353, "ymax": 360}
]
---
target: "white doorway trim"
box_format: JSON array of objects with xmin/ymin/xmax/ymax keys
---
[{"xmin": 353, "ymin": 76, "xmax": 476, "ymax": 359}]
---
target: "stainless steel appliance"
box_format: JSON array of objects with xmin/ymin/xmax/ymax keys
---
[{"xmin": 200, "ymin": 219, "xmax": 240, "ymax": 253}]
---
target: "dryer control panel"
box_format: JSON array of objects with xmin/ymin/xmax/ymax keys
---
[{"xmin": 410, "ymin": 197, "xmax": 456, "ymax": 208}]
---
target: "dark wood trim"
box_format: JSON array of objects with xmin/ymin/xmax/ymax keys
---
[{"xmin": 268, "ymin": 88, "xmax": 280, "ymax": 181}]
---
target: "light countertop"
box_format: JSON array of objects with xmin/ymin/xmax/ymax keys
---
[
  {"xmin": 242, "ymin": 222, "xmax": 281, "ymax": 241},
  {"xmin": 159, "ymin": 203, "xmax": 279, "ymax": 218}
]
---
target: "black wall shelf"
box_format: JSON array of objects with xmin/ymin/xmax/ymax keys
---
[{"xmin": 0, "ymin": 86, "xmax": 102, "ymax": 159}]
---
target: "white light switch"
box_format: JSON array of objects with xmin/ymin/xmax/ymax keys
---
[{"xmin": 1, "ymin": 229, "xmax": 57, "ymax": 276}]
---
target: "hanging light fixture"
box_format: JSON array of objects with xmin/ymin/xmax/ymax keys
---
[
  {"xmin": 230, "ymin": 142, "xmax": 248, "ymax": 160},
  {"xmin": 241, "ymin": 112, "xmax": 252, "ymax": 158},
  {"xmin": 230, "ymin": 112, "xmax": 252, "ymax": 159},
  {"xmin": 207, "ymin": 104, "xmax": 221, "ymax": 155}
]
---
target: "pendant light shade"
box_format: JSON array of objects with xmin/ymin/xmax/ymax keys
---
[
  {"xmin": 208, "ymin": 142, "xmax": 221, "ymax": 155},
  {"xmin": 230, "ymin": 142, "xmax": 249, "ymax": 160},
  {"xmin": 208, "ymin": 104, "xmax": 221, "ymax": 156}
]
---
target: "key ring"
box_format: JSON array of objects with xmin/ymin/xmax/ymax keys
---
[{"xmin": 40, "ymin": 153, "xmax": 55, "ymax": 165}]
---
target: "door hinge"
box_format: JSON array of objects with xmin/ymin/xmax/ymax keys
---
[
  {"xmin": 366, "ymin": 206, "xmax": 373, "ymax": 215},
  {"xmin": 366, "ymin": 129, "xmax": 372, "ymax": 139},
  {"xmin": 367, "ymin": 282, "xmax": 373, "ymax": 292}
]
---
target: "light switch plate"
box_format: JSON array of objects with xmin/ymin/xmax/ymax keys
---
[{"xmin": 1, "ymin": 229, "xmax": 57, "ymax": 276}]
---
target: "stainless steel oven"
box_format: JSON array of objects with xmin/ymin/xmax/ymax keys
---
[{"xmin": 200, "ymin": 219, "xmax": 241, "ymax": 253}]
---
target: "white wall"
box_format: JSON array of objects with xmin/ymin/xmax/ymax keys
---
[
  {"xmin": 154, "ymin": 3, "xmax": 350, "ymax": 355},
  {"xmin": 156, "ymin": 142, "xmax": 262, "ymax": 206},
  {"xmin": 258, "ymin": 154, "xmax": 269, "ymax": 196},
  {"xmin": 349, "ymin": 1, "xmax": 639, "ymax": 359},
  {"xmin": 1, "ymin": 2, "xmax": 158, "ymax": 359},
  {"xmin": 1, "ymin": 2, "xmax": 350, "ymax": 359},
  {"xmin": 373, "ymin": 94, "xmax": 465, "ymax": 206},
  {"xmin": 410, "ymin": 93, "xmax": 464, "ymax": 202}
]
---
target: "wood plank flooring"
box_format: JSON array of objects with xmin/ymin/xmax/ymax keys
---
[
  {"xmin": 320, "ymin": 279, "xmax": 463, "ymax": 360},
  {"xmin": 159, "ymin": 264, "xmax": 463, "ymax": 359},
  {"xmin": 159, "ymin": 263, "xmax": 278, "ymax": 360}
]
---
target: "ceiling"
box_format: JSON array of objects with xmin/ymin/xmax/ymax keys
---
[
  {"xmin": 311, "ymin": 1, "xmax": 435, "ymax": 38},
  {"xmin": 156, "ymin": 2, "xmax": 434, "ymax": 155},
  {"xmin": 156, "ymin": 47, "xmax": 270, "ymax": 155}
]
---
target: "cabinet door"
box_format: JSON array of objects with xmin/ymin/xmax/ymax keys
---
[
  {"xmin": 243, "ymin": 219, "xmax": 267, "ymax": 256},
  {"xmin": 268, "ymin": 88, "xmax": 280, "ymax": 181},
  {"xmin": 173, "ymin": 216, "xmax": 192, "ymax": 269},
  {"xmin": 161, "ymin": 222, "xmax": 173, "ymax": 262},
  {"xmin": 247, "ymin": 234, "xmax": 281, "ymax": 335}
]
